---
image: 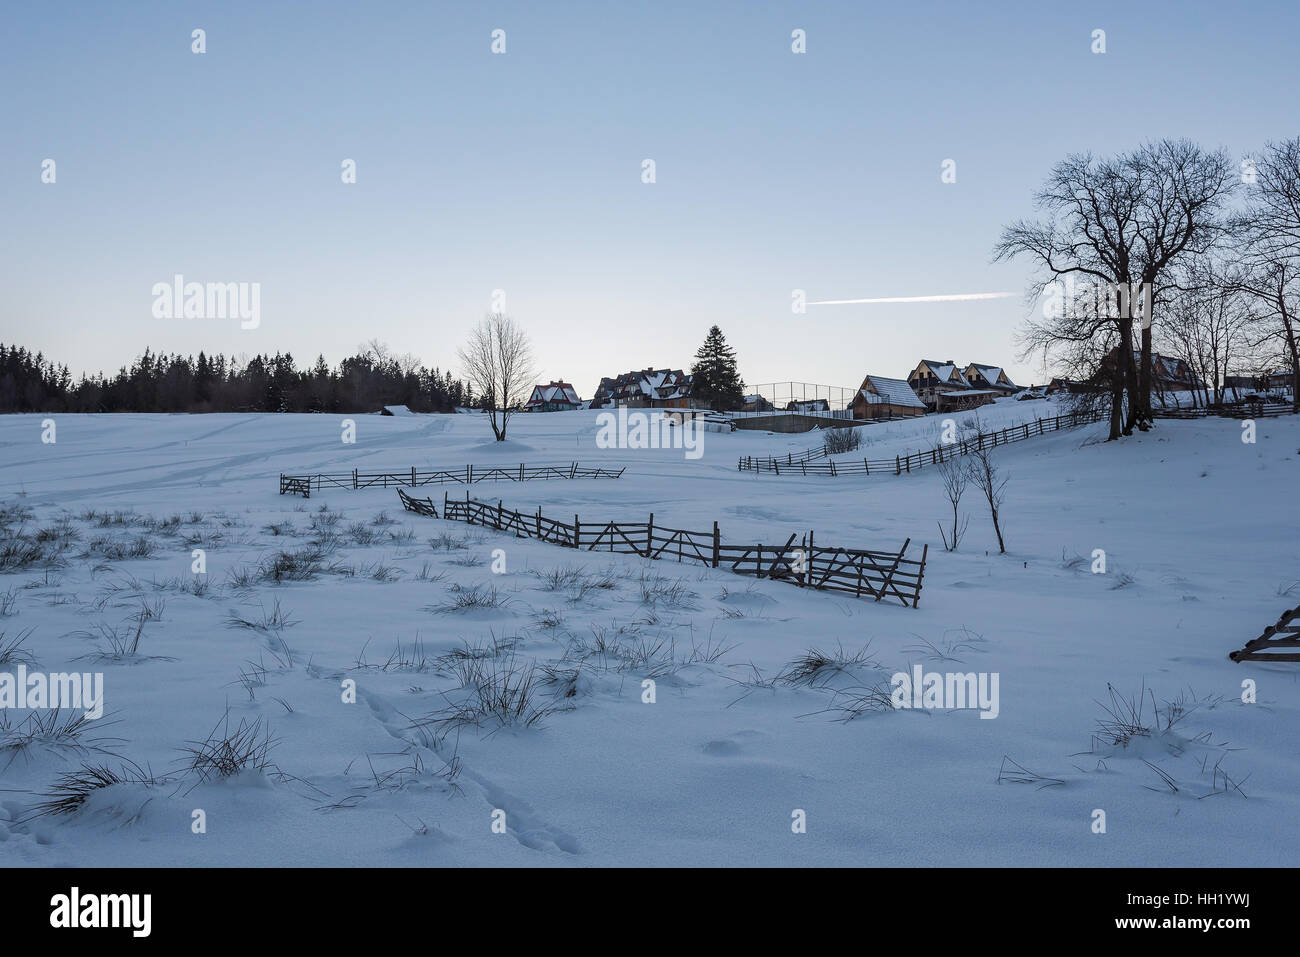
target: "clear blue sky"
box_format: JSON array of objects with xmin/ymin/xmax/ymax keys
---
[{"xmin": 2, "ymin": 0, "xmax": 1296, "ymax": 396}]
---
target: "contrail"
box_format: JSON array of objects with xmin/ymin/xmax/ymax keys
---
[{"xmin": 809, "ymin": 291, "xmax": 1016, "ymax": 305}]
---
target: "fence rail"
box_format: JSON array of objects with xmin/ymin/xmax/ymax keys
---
[
  {"xmin": 398, "ymin": 489, "xmax": 927, "ymax": 607},
  {"xmin": 738, "ymin": 409, "xmax": 1109, "ymax": 476},
  {"xmin": 1153, "ymin": 400, "xmax": 1295, "ymax": 420},
  {"xmin": 738, "ymin": 400, "xmax": 1298, "ymax": 477},
  {"xmin": 279, "ymin": 462, "xmax": 625, "ymax": 497},
  {"xmin": 1230, "ymin": 605, "xmax": 1300, "ymax": 662}
]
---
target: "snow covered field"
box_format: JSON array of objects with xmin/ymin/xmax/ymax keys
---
[{"xmin": 0, "ymin": 397, "xmax": 1297, "ymax": 866}]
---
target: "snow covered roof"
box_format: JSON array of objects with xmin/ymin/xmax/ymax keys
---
[
  {"xmin": 527, "ymin": 381, "xmax": 582, "ymax": 406},
  {"xmin": 595, "ymin": 369, "xmax": 691, "ymax": 402},
  {"xmin": 919, "ymin": 360, "xmax": 970, "ymax": 387},
  {"xmin": 967, "ymin": 364, "xmax": 1018, "ymax": 389},
  {"xmin": 860, "ymin": 375, "xmax": 925, "ymax": 408},
  {"xmin": 381, "ymin": 405, "xmax": 415, "ymax": 416}
]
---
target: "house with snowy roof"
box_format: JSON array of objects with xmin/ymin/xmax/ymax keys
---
[
  {"xmin": 906, "ymin": 359, "xmax": 996, "ymax": 413},
  {"xmin": 961, "ymin": 363, "xmax": 1021, "ymax": 395},
  {"xmin": 524, "ymin": 380, "xmax": 583, "ymax": 412},
  {"xmin": 850, "ymin": 374, "xmax": 926, "ymax": 420},
  {"xmin": 589, "ymin": 368, "xmax": 693, "ymax": 409}
]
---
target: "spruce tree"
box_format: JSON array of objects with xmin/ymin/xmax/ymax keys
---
[{"xmin": 689, "ymin": 325, "xmax": 745, "ymax": 410}]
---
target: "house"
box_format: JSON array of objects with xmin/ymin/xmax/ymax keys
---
[
  {"xmin": 850, "ymin": 374, "xmax": 926, "ymax": 420},
  {"xmin": 906, "ymin": 360, "xmax": 995, "ymax": 413},
  {"xmin": 1099, "ymin": 349, "xmax": 1206, "ymax": 392},
  {"xmin": 962, "ymin": 364, "xmax": 1021, "ymax": 395},
  {"xmin": 590, "ymin": 368, "xmax": 693, "ymax": 409},
  {"xmin": 1016, "ymin": 387, "xmax": 1047, "ymax": 401},
  {"xmin": 1045, "ymin": 377, "xmax": 1078, "ymax": 394},
  {"xmin": 786, "ymin": 398, "xmax": 830, "ymax": 414},
  {"xmin": 740, "ymin": 394, "xmax": 773, "ymax": 413},
  {"xmin": 525, "ymin": 381, "xmax": 583, "ymax": 412},
  {"xmin": 1267, "ymin": 369, "xmax": 1296, "ymax": 393},
  {"xmin": 379, "ymin": 405, "xmax": 415, "ymax": 416},
  {"xmin": 1150, "ymin": 354, "xmax": 1203, "ymax": 391}
]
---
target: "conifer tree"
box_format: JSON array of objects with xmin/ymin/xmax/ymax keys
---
[{"xmin": 689, "ymin": 325, "xmax": 745, "ymax": 410}]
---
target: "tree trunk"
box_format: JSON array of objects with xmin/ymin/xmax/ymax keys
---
[
  {"xmin": 1137, "ymin": 322, "xmax": 1154, "ymax": 430},
  {"xmin": 1119, "ymin": 320, "xmax": 1138, "ymax": 436}
]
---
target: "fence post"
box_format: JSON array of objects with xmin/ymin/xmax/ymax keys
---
[
  {"xmin": 444, "ymin": 491, "xmax": 448, "ymax": 516},
  {"xmin": 353, "ymin": 469, "xmax": 358, "ymax": 489},
  {"xmin": 570, "ymin": 462, "xmax": 577, "ymax": 479},
  {"xmin": 497, "ymin": 500, "xmax": 504, "ymax": 528},
  {"xmin": 806, "ymin": 530, "xmax": 814, "ymax": 586},
  {"xmin": 895, "ymin": 455, "xmax": 901, "ymax": 475},
  {"xmin": 519, "ymin": 463, "xmax": 524, "ymax": 481},
  {"xmin": 712, "ymin": 522, "xmax": 720, "ymax": 568},
  {"xmin": 647, "ymin": 513, "xmax": 654, "ymax": 558},
  {"xmin": 905, "ymin": 455, "xmax": 910, "ymax": 473},
  {"xmin": 536, "ymin": 507, "xmax": 542, "ymax": 539},
  {"xmin": 466, "ymin": 464, "xmax": 472, "ymax": 484},
  {"xmin": 574, "ymin": 515, "xmax": 580, "ymax": 549},
  {"xmin": 864, "ymin": 458, "xmax": 869, "ymax": 474},
  {"xmin": 829, "ymin": 460, "xmax": 837, "ymax": 477}
]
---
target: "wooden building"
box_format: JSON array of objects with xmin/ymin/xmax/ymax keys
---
[{"xmin": 850, "ymin": 374, "xmax": 926, "ymax": 420}]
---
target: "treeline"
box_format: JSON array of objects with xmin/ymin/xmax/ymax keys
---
[{"xmin": 0, "ymin": 343, "xmax": 474, "ymax": 414}]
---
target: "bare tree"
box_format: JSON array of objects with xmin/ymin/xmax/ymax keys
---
[
  {"xmin": 997, "ymin": 151, "xmax": 1147, "ymax": 441},
  {"xmin": 997, "ymin": 140, "xmax": 1234, "ymax": 438},
  {"xmin": 966, "ymin": 447, "xmax": 1008, "ymax": 554},
  {"xmin": 1234, "ymin": 138, "xmax": 1300, "ymax": 411},
  {"xmin": 457, "ymin": 313, "xmax": 537, "ymax": 441},
  {"xmin": 1162, "ymin": 254, "xmax": 1255, "ymax": 407},
  {"xmin": 935, "ymin": 456, "xmax": 969, "ymax": 553},
  {"xmin": 1128, "ymin": 141, "xmax": 1236, "ymax": 426}
]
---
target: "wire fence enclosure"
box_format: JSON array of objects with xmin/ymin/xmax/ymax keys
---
[
  {"xmin": 279, "ymin": 462, "xmax": 625, "ymax": 498},
  {"xmin": 398, "ymin": 489, "xmax": 928, "ymax": 607},
  {"xmin": 738, "ymin": 408, "xmax": 1110, "ymax": 476}
]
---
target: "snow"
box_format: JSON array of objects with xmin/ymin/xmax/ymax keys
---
[
  {"xmin": 1, "ymin": 395, "xmax": 1297, "ymax": 866},
  {"xmin": 920, "ymin": 361, "xmax": 970, "ymax": 387},
  {"xmin": 861, "ymin": 375, "xmax": 925, "ymax": 409}
]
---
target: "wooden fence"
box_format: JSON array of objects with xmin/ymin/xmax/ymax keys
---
[
  {"xmin": 1153, "ymin": 400, "xmax": 1295, "ymax": 420},
  {"xmin": 398, "ymin": 489, "xmax": 927, "ymax": 607},
  {"xmin": 1229, "ymin": 605, "xmax": 1300, "ymax": 662},
  {"xmin": 738, "ymin": 408, "xmax": 1109, "ymax": 476},
  {"xmin": 279, "ymin": 462, "xmax": 625, "ymax": 498}
]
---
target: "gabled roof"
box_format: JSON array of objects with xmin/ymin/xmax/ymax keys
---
[
  {"xmin": 915, "ymin": 360, "xmax": 971, "ymax": 388},
  {"xmin": 859, "ymin": 374, "xmax": 925, "ymax": 408},
  {"xmin": 593, "ymin": 368, "xmax": 692, "ymax": 403},
  {"xmin": 527, "ymin": 381, "xmax": 582, "ymax": 406},
  {"xmin": 965, "ymin": 364, "xmax": 1019, "ymax": 389}
]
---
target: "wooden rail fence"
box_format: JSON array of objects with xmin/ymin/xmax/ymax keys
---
[
  {"xmin": 398, "ymin": 489, "xmax": 927, "ymax": 607},
  {"xmin": 738, "ymin": 400, "xmax": 1297, "ymax": 477},
  {"xmin": 1153, "ymin": 400, "xmax": 1295, "ymax": 420},
  {"xmin": 1229, "ymin": 605, "xmax": 1300, "ymax": 662},
  {"xmin": 279, "ymin": 462, "xmax": 624, "ymax": 498},
  {"xmin": 738, "ymin": 409, "xmax": 1109, "ymax": 476}
]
